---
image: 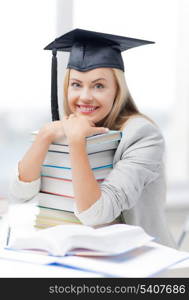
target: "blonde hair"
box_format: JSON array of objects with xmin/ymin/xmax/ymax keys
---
[{"xmin": 63, "ymin": 68, "xmax": 151, "ymax": 130}]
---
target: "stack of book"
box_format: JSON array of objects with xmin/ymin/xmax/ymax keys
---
[{"xmin": 32, "ymin": 130, "xmax": 122, "ymax": 229}]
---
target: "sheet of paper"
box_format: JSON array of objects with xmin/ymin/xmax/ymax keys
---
[
  {"xmin": 57, "ymin": 242, "xmax": 189, "ymax": 278},
  {"xmin": 169, "ymin": 258, "xmax": 189, "ymax": 269},
  {"xmin": 0, "ymin": 258, "xmax": 102, "ymax": 278},
  {"xmin": 0, "ymin": 248, "xmax": 55, "ymax": 265}
]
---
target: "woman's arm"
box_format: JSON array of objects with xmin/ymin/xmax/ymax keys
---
[
  {"xmin": 73, "ymin": 117, "xmax": 165, "ymax": 226},
  {"xmin": 10, "ymin": 121, "xmax": 67, "ymax": 201},
  {"xmin": 18, "ymin": 130, "xmax": 52, "ymax": 182},
  {"xmin": 18, "ymin": 121, "xmax": 66, "ymax": 182},
  {"xmin": 63, "ymin": 114, "xmax": 108, "ymax": 212},
  {"xmin": 69, "ymin": 139, "xmax": 102, "ymax": 211}
]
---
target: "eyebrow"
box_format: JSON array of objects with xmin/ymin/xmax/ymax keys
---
[{"xmin": 70, "ymin": 78, "xmax": 107, "ymax": 83}]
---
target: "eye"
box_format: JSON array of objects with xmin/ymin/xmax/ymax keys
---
[
  {"xmin": 94, "ymin": 83, "xmax": 104, "ymax": 89},
  {"xmin": 70, "ymin": 82, "xmax": 81, "ymax": 88}
]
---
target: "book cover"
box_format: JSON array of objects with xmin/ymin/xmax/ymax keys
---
[
  {"xmin": 47, "ymin": 139, "xmax": 120, "ymax": 154},
  {"xmin": 31, "ymin": 130, "xmax": 122, "ymax": 147},
  {"xmin": 43, "ymin": 149, "xmax": 115, "ymax": 169}
]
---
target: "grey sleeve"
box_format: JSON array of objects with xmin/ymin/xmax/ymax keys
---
[
  {"xmin": 9, "ymin": 163, "xmax": 41, "ymax": 202},
  {"xmin": 74, "ymin": 118, "xmax": 165, "ymax": 226}
]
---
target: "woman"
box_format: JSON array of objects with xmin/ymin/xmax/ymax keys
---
[{"xmin": 10, "ymin": 29, "xmax": 176, "ymax": 248}]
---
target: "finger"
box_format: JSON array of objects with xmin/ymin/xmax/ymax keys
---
[
  {"xmin": 62, "ymin": 116, "xmax": 68, "ymax": 121},
  {"xmin": 91, "ymin": 127, "xmax": 109, "ymax": 134},
  {"xmin": 69, "ymin": 114, "xmax": 75, "ymax": 118}
]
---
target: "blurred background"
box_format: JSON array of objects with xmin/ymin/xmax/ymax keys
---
[{"xmin": 0, "ymin": 0, "xmax": 189, "ymax": 249}]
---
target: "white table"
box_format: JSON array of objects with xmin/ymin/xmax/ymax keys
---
[{"xmin": 0, "ymin": 200, "xmax": 189, "ymax": 278}]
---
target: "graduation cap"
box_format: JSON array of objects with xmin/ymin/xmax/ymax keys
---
[{"xmin": 44, "ymin": 28, "xmax": 154, "ymax": 121}]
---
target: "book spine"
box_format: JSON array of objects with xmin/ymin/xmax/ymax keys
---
[
  {"xmin": 37, "ymin": 192, "xmax": 74, "ymax": 212},
  {"xmin": 43, "ymin": 150, "xmax": 115, "ymax": 169},
  {"xmin": 41, "ymin": 164, "xmax": 112, "ymax": 181},
  {"xmin": 40, "ymin": 176, "xmax": 104, "ymax": 197}
]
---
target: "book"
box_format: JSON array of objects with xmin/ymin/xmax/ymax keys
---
[
  {"xmin": 35, "ymin": 219, "xmax": 79, "ymax": 229},
  {"xmin": 40, "ymin": 177, "xmax": 104, "ymax": 198},
  {"xmin": 33, "ymin": 130, "xmax": 121, "ymax": 215},
  {"xmin": 36, "ymin": 206, "xmax": 79, "ymax": 221},
  {"xmin": 35, "ymin": 218, "xmax": 80, "ymax": 229},
  {"xmin": 9, "ymin": 223, "xmax": 154, "ymax": 257},
  {"xmin": 57, "ymin": 241, "xmax": 189, "ymax": 277},
  {"xmin": 31, "ymin": 130, "xmax": 122, "ymax": 150},
  {"xmin": 47, "ymin": 139, "xmax": 120, "ymax": 154},
  {"xmin": 41, "ymin": 164, "xmax": 112, "ymax": 180},
  {"xmin": 43, "ymin": 149, "xmax": 115, "ymax": 169},
  {"xmin": 34, "ymin": 192, "xmax": 74, "ymax": 212},
  {"xmin": 34, "ymin": 206, "xmax": 81, "ymax": 229}
]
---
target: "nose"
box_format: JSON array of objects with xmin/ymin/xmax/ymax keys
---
[{"xmin": 79, "ymin": 87, "xmax": 93, "ymax": 102}]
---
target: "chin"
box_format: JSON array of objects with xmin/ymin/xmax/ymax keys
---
[{"xmin": 85, "ymin": 115, "xmax": 99, "ymax": 123}]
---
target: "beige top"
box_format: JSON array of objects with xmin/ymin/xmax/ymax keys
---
[{"xmin": 9, "ymin": 117, "xmax": 176, "ymax": 248}]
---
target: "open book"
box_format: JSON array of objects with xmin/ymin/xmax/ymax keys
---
[{"xmin": 9, "ymin": 224, "xmax": 153, "ymax": 257}]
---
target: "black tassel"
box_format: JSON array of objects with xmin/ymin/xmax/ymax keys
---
[{"xmin": 51, "ymin": 49, "xmax": 59, "ymax": 121}]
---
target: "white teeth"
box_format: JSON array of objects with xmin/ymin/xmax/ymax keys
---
[{"xmin": 78, "ymin": 106, "xmax": 97, "ymax": 112}]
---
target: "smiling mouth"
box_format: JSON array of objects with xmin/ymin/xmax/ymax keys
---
[{"xmin": 76, "ymin": 105, "xmax": 99, "ymax": 114}]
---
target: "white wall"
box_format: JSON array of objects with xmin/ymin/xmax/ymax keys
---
[
  {"xmin": 56, "ymin": 0, "xmax": 73, "ymax": 120},
  {"xmin": 166, "ymin": 0, "xmax": 189, "ymax": 183},
  {"xmin": 0, "ymin": 0, "xmax": 56, "ymax": 112}
]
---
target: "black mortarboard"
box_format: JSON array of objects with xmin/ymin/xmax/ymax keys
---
[{"xmin": 44, "ymin": 28, "xmax": 154, "ymax": 121}]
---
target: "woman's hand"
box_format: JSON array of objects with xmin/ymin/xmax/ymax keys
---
[
  {"xmin": 63, "ymin": 113, "xmax": 109, "ymax": 144},
  {"xmin": 38, "ymin": 120, "xmax": 66, "ymax": 144}
]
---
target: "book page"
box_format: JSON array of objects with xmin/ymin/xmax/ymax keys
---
[
  {"xmin": 10, "ymin": 224, "xmax": 93, "ymax": 256},
  {"xmin": 9, "ymin": 224, "xmax": 153, "ymax": 256}
]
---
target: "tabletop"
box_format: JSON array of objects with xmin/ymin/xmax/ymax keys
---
[{"xmin": 0, "ymin": 198, "xmax": 189, "ymax": 278}]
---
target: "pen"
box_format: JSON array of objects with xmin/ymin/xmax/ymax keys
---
[
  {"xmin": 177, "ymin": 231, "xmax": 186, "ymax": 248},
  {"xmin": 6, "ymin": 226, "xmax": 11, "ymax": 247}
]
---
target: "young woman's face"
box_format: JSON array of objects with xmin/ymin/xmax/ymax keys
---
[{"xmin": 67, "ymin": 68, "xmax": 117, "ymax": 124}]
